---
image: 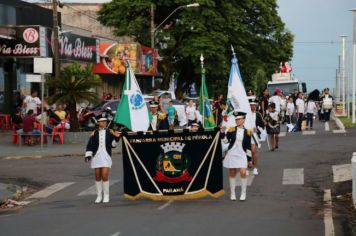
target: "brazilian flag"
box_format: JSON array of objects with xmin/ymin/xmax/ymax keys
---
[{"xmin": 199, "ymin": 67, "xmax": 216, "ymax": 129}]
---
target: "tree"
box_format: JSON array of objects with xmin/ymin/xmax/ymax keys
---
[
  {"xmin": 98, "ymin": 0, "xmax": 293, "ymax": 98},
  {"xmin": 46, "ymin": 63, "xmax": 102, "ymax": 132}
]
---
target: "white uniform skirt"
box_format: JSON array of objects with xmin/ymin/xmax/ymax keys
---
[
  {"xmin": 223, "ymin": 149, "xmax": 248, "ymax": 169},
  {"xmin": 91, "ymin": 149, "xmax": 112, "ymax": 169}
]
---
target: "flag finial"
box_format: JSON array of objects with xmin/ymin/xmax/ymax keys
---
[
  {"xmin": 231, "ymin": 45, "xmax": 236, "ymax": 58},
  {"xmin": 200, "ymin": 54, "xmax": 204, "ymax": 69}
]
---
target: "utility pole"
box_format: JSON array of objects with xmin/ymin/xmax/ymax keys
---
[
  {"xmin": 52, "ymin": 0, "xmax": 60, "ymax": 80},
  {"xmin": 336, "ymin": 55, "xmax": 341, "ymax": 102},
  {"xmin": 352, "ymin": 9, "xmax": 356, "ymax": 123},
  {"xmin": 150, "ymin": 4, "xmax": 155, "ymax": 89},
  {"xmin": 341, "ymin": 35, "xmax": 347, "ymax": 115}
]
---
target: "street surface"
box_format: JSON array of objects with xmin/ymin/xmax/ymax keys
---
[{"xmin": 0, "ymin": 119, "xmax": 355, "ymax": 236}]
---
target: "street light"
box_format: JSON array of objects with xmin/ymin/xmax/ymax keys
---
[
  {"xmin": 150, "ymin": 3, "xmax": 200, "ymax": 88},
  {"xmin": 153, "ymin": 3, "xmax": 200, "ymax": 36}
]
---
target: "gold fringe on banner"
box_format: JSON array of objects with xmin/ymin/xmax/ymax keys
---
[{"xmin": 124, "ymin": 190, "xmax": 225, "ymax": 201}]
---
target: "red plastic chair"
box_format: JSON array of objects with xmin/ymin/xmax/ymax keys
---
[
  {"xmin": 52, "ymin": 122, "xmax": 65, "ymax": 144},
  {"xmin": 12, "ymin": 124, "xmax": 19, "ymax": 145}
]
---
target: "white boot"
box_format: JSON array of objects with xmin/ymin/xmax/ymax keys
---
[
  {"xmin": 95, "ymin": 181, "xmax": 103, "ymax": 204},
  {"xmin": 103, "ymin": 181, "xmax": 110, "ymax": 203},
  {"xmin": 240, "ymin": 178, "xmax": 247, "ymax": 201},
  {"xmin": 229, "ymin": 177, "xmax": 236, "ymax": 201}
]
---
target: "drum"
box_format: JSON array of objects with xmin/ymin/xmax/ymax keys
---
[{"xmin": 323, "ymin": 97, "xmax": 333, "ymax": 109}]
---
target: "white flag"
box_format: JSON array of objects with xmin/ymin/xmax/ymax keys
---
[{"xmin": 223, "ymin": 55, "xmax": 253, "ymax": 130}]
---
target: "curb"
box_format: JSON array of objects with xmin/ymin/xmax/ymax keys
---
[
  {"xmin": 0, "ymin": 151, "xmax": 122, "ymax": 160},
  {"xmin": 331, "ymin": 111, "xmax": 346, "ymax": 131}
]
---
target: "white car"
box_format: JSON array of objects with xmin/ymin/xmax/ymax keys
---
[{"xmin": 143, "ymin": 90, "xmax": 176, "ymax": 101}]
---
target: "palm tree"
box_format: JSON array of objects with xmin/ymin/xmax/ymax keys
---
[{"xmin": 46, "ymin": 62, "xmax": 102, "ymax": 131}]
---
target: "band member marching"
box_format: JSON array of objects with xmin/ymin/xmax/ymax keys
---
[
  {"xmin": 85, "ymin": 114, "xmax": 122, "ymax": 203},
  {"xmin": 320, "ymin": 88, "xmax": 333, "ymax": 122},
  {"xmin": 264, "ymin": 103, "xmax": 282, "ymax": 151},
  {"xmin": 249, "ymin": 97, "xmax": 265, "ymax": 175},
  {"xmin": 149, "ymin": 101, "xmax": 166, "ymax": 131},
  {"xmin": 221, "ymin": 110, "xmax": 252, "ymax": 201}
]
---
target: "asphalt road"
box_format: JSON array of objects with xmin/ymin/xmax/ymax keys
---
[{"xmin": 0, "ymin": 119, "xmax": 355, "ymax": 236}]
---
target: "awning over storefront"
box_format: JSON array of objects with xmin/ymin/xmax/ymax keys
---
[{"xmin": 92, "ymin": 42, "xmax": 157, "ymax": 76}]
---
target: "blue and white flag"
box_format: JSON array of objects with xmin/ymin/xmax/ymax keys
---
[{"xmin": 223, "ymin": 51, "xmax": 253, "ymax": 130}]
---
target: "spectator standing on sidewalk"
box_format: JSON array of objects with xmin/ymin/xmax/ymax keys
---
[
  {"xmin": 23, "ymin": 90, "xmax": 41, "ymax": 115},
  {"xmin": 185, "ymin": 100, "xmax": 196, "ymax": 126},
  {"xmin": 269, "ymin": 88, "xmax": 282, "ymax": 113},
  {"xmin": 259, "ymin": 88, "xmax": 269, "ymax": 118},
  {"xmin": 305, "ymin": 97, "xmax": 317, "ymax": 130},
  {"xmin": 166, "ymin": 100, "xmax": 177, "ymax": 130},
  {"xmin": 295, "ymin": 92, "xmax": 305, "ymax": 132}
]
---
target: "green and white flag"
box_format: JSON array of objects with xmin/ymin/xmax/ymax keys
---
[
  {"xmin": 199, "ymin": 54, "xmax": 215, "ymax": 129},
  {"xmin": 114, "ymin": 62, "xmax": 151, "ymax": 132}
]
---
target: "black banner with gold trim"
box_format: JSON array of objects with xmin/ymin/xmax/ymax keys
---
[{"xmin": 122, "ymin": 130, "xmax": 224, "ymax": 200}]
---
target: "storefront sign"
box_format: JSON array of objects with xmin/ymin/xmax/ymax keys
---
[
  {"xmin": 93, "ymin": 43, "xmax": 157, "ymax": 75},
  {"xmin": 0, "ymin": 25, "xmax": 47, "ymax": 57},
  {"xmin": 335, "ymin": 102, "xmax": 345, "ymax": 116},
  {"xmin": 59, "ymin": 32, "xmax": 99, "ymax": 63},
  {"xmin": 122, "ymin": 130, "xmax": 224, "ymax": 200}
]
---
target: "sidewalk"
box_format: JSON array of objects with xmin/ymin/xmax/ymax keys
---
[{"xmin": 0, "ymin": 131, "xmax": 121, "ymax": 159}]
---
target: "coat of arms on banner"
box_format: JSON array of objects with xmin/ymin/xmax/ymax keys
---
[
  {"xmin": 122, "ymin": 130, "xmax": 224, "ymax": 200},
  {"xmin": 153, "ymin": 142, "xmax": 192, "ymax": 183}
]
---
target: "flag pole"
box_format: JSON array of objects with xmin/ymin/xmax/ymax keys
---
[{"xmin": 200, "ymin": 54, "xmax": 205, "ymax": 128}]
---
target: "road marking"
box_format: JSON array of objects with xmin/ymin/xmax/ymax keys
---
[
  {"xmin": 109, "ymin": 232, "xmax": 121, "ymax": 236},
  {"xmin": 324, "ymin": 189, "xmax": 335, "ymax": 236},
  {"xmin": 27, "ymin": 182, "xmax": 74, "ymax": 199},
  {"xmin": 279, "ymin": 132, "xmax": 286, "ymax": 137},
  {"xmin": 332, "ymin": 129, "xmax": 346, "ymax": 134},
  {"xmin": 325, "ymin": 122, "xmax": 330, "ymax": 131},
  {"xmin": 282, "ymin": 168, "xmax": 304, "ymax": 185},
  {"xmin": 3, "ymin": 155, "xmax": 43, "ymax": 160},
  {"xmin": 77, "ymin": 179, "xmax": 120, "ymax": 196},
  {"xmin": 158, "ymin": 200, "xmax": 173, "ymax": 210},
  {"xmin": 332, "ymin": 164, "xmax": 352, "ymax": 183},
  {"xmin": 236, "ymin": 175, "xmax": 254, "ymax": 186},
  {"xmin": 302, "ymin": 130, "xmax": 316, "ymax": 135}
]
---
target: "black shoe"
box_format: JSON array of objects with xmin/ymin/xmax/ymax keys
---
[{"xmin": 275, "ymin": 145, "xmax": 278, "ymax": 149}]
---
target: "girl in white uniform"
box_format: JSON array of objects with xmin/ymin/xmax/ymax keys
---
[
  {"xmin": 85, "ymin": 115, "xmax": 122, "ymax": 204},
  {"xmin": 221, "ymin": 110, "xmax": 252, "ymax": 201}
]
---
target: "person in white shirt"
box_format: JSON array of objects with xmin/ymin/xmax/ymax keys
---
[
  {"xmin": 305, "ymin": 99, "xmax": 317, "ymax": 130},
  {"xmin": 295, "ymin": 92, "xmax": 305, "ymax": 131},
  {"xmin": 286, "ymin": 97, "xmax": 295, "ymax": 124},
  {"xmin": 23, "ymin": 90, "xmax": 41, "ymax": 115},
  {"xmin": 185, "ymin": 100, "xmax": 196, "ymax": 126},
  {"xmin": 268, "ymin": 87, "xmax": 282, "ymax": 113}
]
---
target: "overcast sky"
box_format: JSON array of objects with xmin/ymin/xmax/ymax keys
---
[
  {"xmin": 25, "ymin": 0, "xmax": 356, "ymax": 93},
  {"xmin": 277, "ymin": 0, "xmax": 355, "ymax": 94}
]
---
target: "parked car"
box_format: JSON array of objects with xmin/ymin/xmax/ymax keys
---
[
  {"xmin": 78, "ymin": 99, "xmax": 120, "ymax": 129},
  {"xmin": 143, "ymin": 90, "xmax": 176, "ymax": 101}
]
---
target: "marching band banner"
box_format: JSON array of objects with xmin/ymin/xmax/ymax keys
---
[{"xmin": 122, "ymin": 130, "xmax": 224, "ymax": 200}]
